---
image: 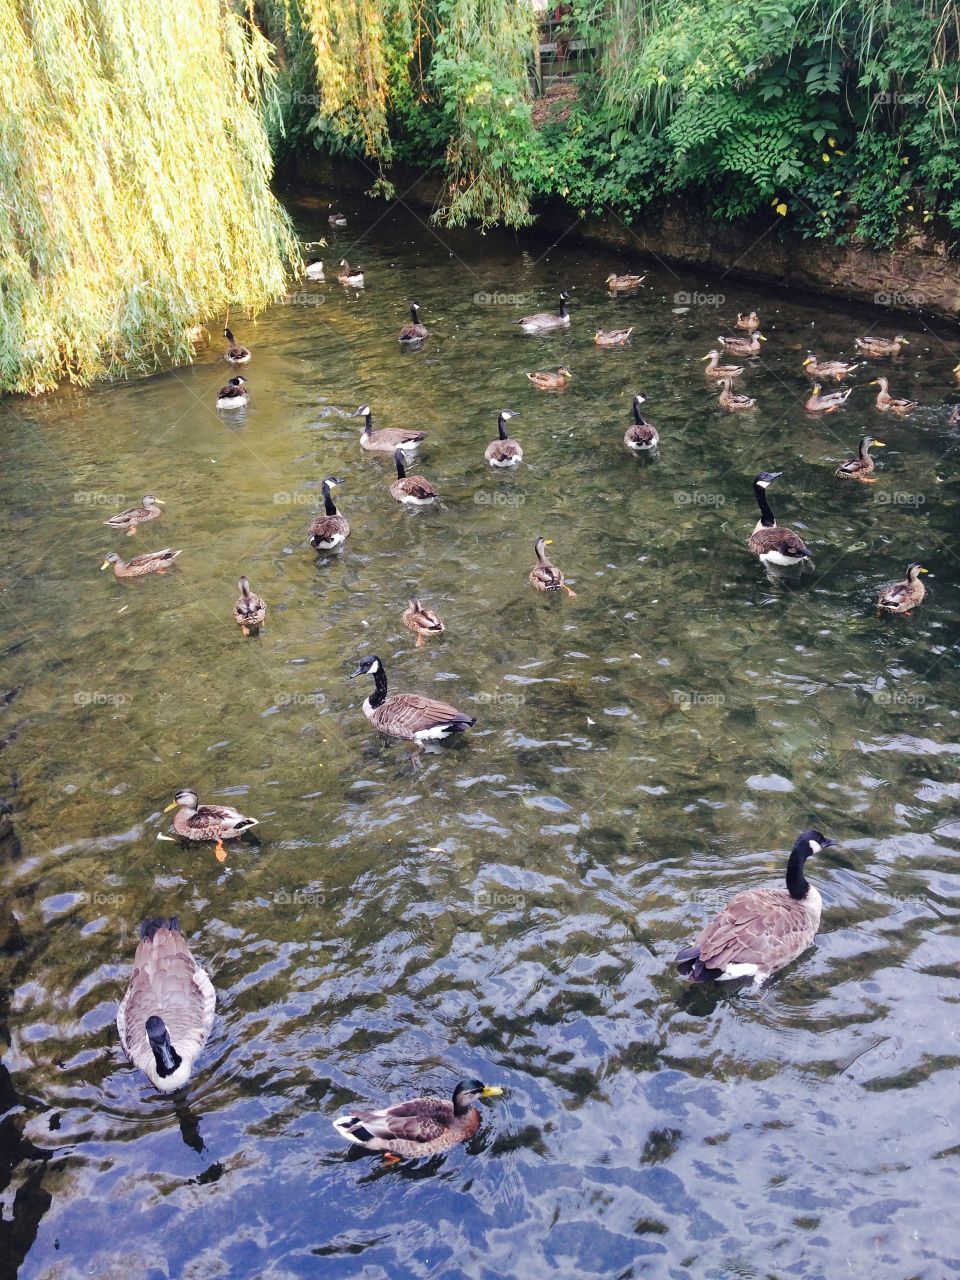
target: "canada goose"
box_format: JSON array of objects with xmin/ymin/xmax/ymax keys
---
[
  {"xmin": 305, "ymin": 259, "xmax": 325, "ymax": 280},
  {"xmin": 718, "ymin": 377, "xmax": 756, "ymax": 411},
  {"xmin": 116, "ymin": 917, "xmax": 215, "ymax": 1093},
  {"xmin": 517, "ymin": 292, "xmax": 571, "ymax": 334},
  {"xmin": 390, "ymin": 449, "xmax": 438, "ymax": 506},
  {"xmin": 747, "ymin": 472, "xmax": 812, "ymax": 568},
  {"xmin": 872, "ymin": 377, "xmax": 917, "ymax": 415},
  {"xmin": 484, "ymin": 410, "xmax": 523, "ymax": 468},
  {"xmin": 403, "ymin": 598, "xmax": 445, "ymax": 647},
  {"xmin": 328, "ymin": 210, "xmax": 347, "ymax": 227},
  {"xmin": 353, "ymin": 405, "xmax": 426, "ymax": 454},
  {"xmin": 216, "ymin": 376, "xmax": 249, "ymax": 409},
  {"xmin": 351, "ymin": 655, "xmax": 476, "ymax": 741},
  {"xmin": 163, "ymin": 788, "xmax": 259, "ymax": 861},
  {"xmin": 624, "ymin": 393, "xmax": 659, "ymax": 452},
  {"xmin": 605, "ymin": 272, "xmax": 646, "ymax": 292},
  {"xmin": 399, "ymin": 302, "xmax": 429, "ymax": 344},
  {"xmin": 675, "ymin": 830, "xmax": 837, "ymax": 985},
  {"xmin": 877, "ymin": 562, "xmax": 929, "ymax": 615},
  {"xmin": 526, "ymin": 367, "xmax": 573, "ymax": 391},
  {"xmin": 233, "ymin": 577, "xmax": 266, "ymax": 635},
  {"xmin": 719, "ymin": 332, "xmax": 766, "ymax": 356},
  {"xmin": 802, "ymin": 353, "xmax": 861, "ymax": 380},
  {"xmin": 332, "ymin": 1079, "xmax": 503, "ymax": 1161},
  {"xmin": 855, "ymin": 334, "xmax": 909, "ymax": 357},
  {"xmin": 103, "ymin": 496, "xmax": 165, "ymax": 536},
  {"xmin": 594, "ymin": 327, "xmax": 633, "ymax": 347},
  {"xmin": 100, "ymin": 548, "xmax": 181, "ymax": 577},
  {"xmin": 308, "ymin": 477, "xmax": 350, "ymax": 550},
  {"xmin": 835, "ymin": 436, "xmax": 885, "ymax": 482},
  {"xmin": 805, "ymin": 383, "xmax": 852, "ymax": 413},
  {"xmin": 702, "ymin": 349, "xmax": 744, "ymax": 379},
  {"xmin": 337, "ymin": 259, "xmax": 364, "ymax": 288},
  {"xmin": 530, "ymin": 536, "xmax": 576, "ymax": 596},
  {"xmin": 223, "ymin": 328, "xmax": 251, "ymax": 365},
  {"xmin": 735, "ymin": 311, "xmax": 760, "ymax": 332}
]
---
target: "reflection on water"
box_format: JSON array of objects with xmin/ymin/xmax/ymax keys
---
[{"xmin": 1, "ymin": 193, "xmax": 959, "ymax": 1277}]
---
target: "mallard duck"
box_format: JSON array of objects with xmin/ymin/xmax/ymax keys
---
[
  {"xmin": 747, "ymin": 472, "xmax": 811, "ymax": 568},
  {"xmin": 702, "ymin": 349, "xmax": 744, "ymax": 379},
  {"xmin": 328, "ymin": 210, "xmax": 347, "ymax": 227},
  {"xmin": 398, "ymin": 302, "xmax": 428, "ymax": 344},
  {"xmin": 877, "ymin": 562, "xmax": 929, "ymax": 616},
  {"xmin": 735, "ymin": 311, "xmax": 760, "ymax": 332},
  {"xmin": 332, "ymin": 1079, "xmax": 503, "ymax": 1161},
  {"xmin": 353, "ymin": 405, "xmax": 426, "ymax": 454},
  {"xmin": 855, "ymin": 335, "xmax": 909, "ymax": 357},
  {"xmin": 835, "ymin": 435, "xmax": 885, "ymax": 482},
  {"xmin": 100, "ymin": 548, "xmax": 181, "ymax": 578},
  {"xmin": 719, "ymin": 332, "xmax": 766, "ymax": 356},
  {"xmin": 530, "ymin": 536, "xmax": 576, "ymax": 596},
  {"xmin": 351, "ymin": 656, "xmax": 475, "ymax": 742},
  {"xmin": 624, "ymin": 393, "xmax": 659, "ymax": 453},
  {"xmin": 403, "ymin": 598, "xmax": 445, "ymax": 647},
  {"xmin": 308, "ymin": 477, "xmax": 350, "ymax": 550},
  {"xmin": 803, "ymin": 353, "xmax": 861, "ymax": 380},
  {"xmin": 805, "ymin": 383, "xmax": 852, "ymax": 413},
  {"xmin": 216, "ymin": 376, "xmax": 249, "ymax": 409},
  {"xmin": 305, "ymin": 259, "xmax": 325, "ymax": 280},
  {"xmin": 873, "ymin": 377, "xmax": 917, "ymax": 415},
  {"xmin": 116, "ymin": 917, "xmax": 215, "ymax": 1093},
  {"xmin": 718, "ymin": 377, "xmax": 755, "ymax": 411},
  {"xmin": 484, "ymin": 410, "xmax": 523, "ymax": 468},
  {"xmin": 526, "ymin": 367, "xmax": 573, "ymax": 391},
  {"xmin": 163, "ymin": 788, "xmax": 259, "ymax": 861},
  {"xmin": 103, "ymin": 496, "xmax": 164, "ymax": 536},
  {"xmin": 605, "ymin": 272, "xmax": 646, "ymax": 292},
  {"xmin": 594, "ymin": 327, "xmax": 633, "ymax": 347},
  {"xmin": 337, "ymin": 259, "xmax": 364, "ymax": 288},
  {"xmin": 676, "ymin": 830, "xmax": 837, "ymax": 985},
  {"xmin": 223, "ymin": 328, "xmax": 251, "ymax": 365},
  {"xmin": 390, "ymin": 449, "xmax": 438, "ymax": 506},
  {"xmin": 517, "ymin": 292, "xmax": 571, "ymax": 334},
  {"xmin": 233, "ymin": 577, "xmax": 266, "ymax": 634}
]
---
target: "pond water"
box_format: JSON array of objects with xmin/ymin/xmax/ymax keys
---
[{"xmin": 1, "ymin": 191, "xmax": 959, "ymax": 1279}]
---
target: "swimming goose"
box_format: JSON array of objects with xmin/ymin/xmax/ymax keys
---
[
  {"xmin": 747, "ymin": 472, "xmax": 811, "ymax": 568},
  {"xmin": 389, "ymin": 449, "xmax": 438, "ymax": 505},
  {"xmin": 223, "ymin": 328, "xmax": 251, "ymax": 365},
  {"xmin": 835, "ymin": 436, "xmax": 885, "ymax": 482},
  {"xmin": 351, "ymin": 655, "xmax": 476, "ymax": 741},
  {"xmin": 517, "ymin": 292, "xmax": 571, "ymax": 334},
  {"xmin": 353, "ymin": 405, "xmax": 426, "ymax": 454},
  {"xmin": 624, "ymin": 393, "xmax": 659, "ymax": 453},
  {"xmin": 872, "ymin": 377, "xmax": 917, "ymax": 415},
  {"xmin": 805, "ymin": 383, "xmax": 852, "ymax": 413},
  {"xmin": 216, "ymin": 376, "xmax": 249, "ymax": 409},
  {"xmin": 530, "ymin": 536, "xmax": 576, "ymax": 596},
  {"xmin": 484, "ymin": 410, "xmax": 523, "ymax": 467},
  {"xmin": 308, "ymin": 478, "xmax": 351, "ymax": 550},
  {"xmin": 403, "ymin": 598, "xmax": 445, "ymax": 647},
  {"xmin": 702, "ymin": 350, "xmax": 743, "ymax": 379},
  {"xmin": 332, "ymin": 1079, "xmax": 503, "ymax": 1161},
  {"xmin": 328, "ymin": 210, "xmax": 347, "ymax": 227},
  {"xmin": 718, "ymin": 377, "xmax": 755, "ymax": 411},
  {"xmin": 103, "ymin": 496, "xmax": 165, "ymax": 536},
  {"xmin": 116, "ymin": 917, "xmax": 215, "ymax": 1093},
  {"xmin": 735, "ymin": 311, "xmax": 760, "ymax": 332},
  {"xmin": 305, "ymin": 259, "xmax": 325, "ymax": 280},
  {"xmin": 398, "ymin": 303, "xmax": 429, "ymax": 344},
  {"xmin": 719, "ymin": 332, "xmax": 766, "ymax": 356},
  {"xmin": 675, "ymin": 830, "xmax": 837, "ymax": 985},
  {"xmin": 233, "ymin": 577, "xmax": 266, "ymax": 635},
  {"xmin": 526, "ymin": 367, "xmax": 573, "ymax": 391},
  {"xmin": 163, "ymin": 788, "xmax": 259, "ymax": 861},
  {"xmin": 337, "ymin": 259, "xmax": 364, "ymax": 288},
  {"xmin": 100, "ymin": 548, "xmax": 181, "ymax": 577},
  {"xmin": 802, "ymin": 353, "xmax": 861, "ymax": 380},
  {"xmin": 855, "ymin": 334, "xmax": 909, "ymax": 357},
  {"xmin": 877, "ymin": 562, "xmax": 929, "ymax": 615}
]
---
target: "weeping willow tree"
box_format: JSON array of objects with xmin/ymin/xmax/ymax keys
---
[{"xmin": 0, "ymin": 0, "xmax": 300, "ymax": 395}]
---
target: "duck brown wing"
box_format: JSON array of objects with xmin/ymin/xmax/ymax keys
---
[
  {"xmin": 696, "ymin": 888, "xmax": 807, "ymax": 971},
  {"xmin": 353, "ymin": 1097, "xmax": 453, "ymax": 1145}
]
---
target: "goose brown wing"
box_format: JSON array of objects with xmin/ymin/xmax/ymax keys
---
[
  {"xmin": 118, "ymin": 924, "xmax": 215, "ymax": 1064},
  {"xmin": 696, "ymin": 888, "xmax": 810, "ymax": 971},
  {"xmin": 748, "ymin": 526, "xmax": 809, "ymax": 556},
  {"xmin": 374, "ymin": 428, "xmax": 427, "ymax": 448},
  {"xmin": 308, "ymin": 514, "xmax": 350, "ymax": 543},
  {"xmin": 485, "ymin": 440, "xmax": 521, "ymax": 463},
  {"xmin": 397, "ymin": 476, "xmax": 437, "ymax": 500},
  {"xmin": 376, "ymin": 692, "xmax": 474, "ymax": 735}
]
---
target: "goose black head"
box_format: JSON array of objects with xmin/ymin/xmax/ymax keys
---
[
  {"xmin": 793, "ymin": 829, "xmax": 837, "ymax": 859},
  {"xmin": 229, "ymin": 376, "xmax": 246, "ymax": 387},
  {"xmin": 145, "ymin": 1015, "xmax": 183, "ymax": 1079},
  {"xmin": 351, "ymin": 655, "xmax": 383, "ymax": 679},
  {"xmin": 754, "ymin": 471, "xmax": 782, "ymax": 488}
]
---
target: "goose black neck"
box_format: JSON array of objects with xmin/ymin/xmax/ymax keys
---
[
  {"xmin": 147, "ymin": 1019, "xmax": 183, "ymax": 1078},
  {"xmin": 498, "ymin": 414, "xmax": 510, "ymax": 440},
  {"xmin": 368, "ymin": 666, "xmax": 388, "ymax": 708},
  {"xmin": 322, "ymin": 485, "xmax": 337, "ymax": 516},
  {"xmin": 558, "ymin": 297, "xmax": 568, "ymax": 318},
  {"xmin": 785, "ymin": 847, "xmax": 810, "ymax": 900},
  {"xmin": 409, "ymin": 304, "xmax": 419, "ymax": 322},
  {"xmin": 395, "ymin": 454, "xmax": 407, "ymax": 479},
  {"xmin": 754, "ymin": 483, "xmax": 776, "ymax": 529},
  {"xmin": 362, "ymin": 412, "xmax": 373, "ymax": 434}
]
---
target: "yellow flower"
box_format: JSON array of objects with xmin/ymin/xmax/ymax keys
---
[
  {"xmin": 828, "ymin": 136, "xmax": 837, "ymax": 147},
  {"xmin": 775, "ymin": 202, "xmax": 788, "ymax": 216},
  {"xmin": 822, "ymin": 153, "xmax": 830, "ymax": 163}
]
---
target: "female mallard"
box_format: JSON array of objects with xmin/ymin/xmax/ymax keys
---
[
  {"xmin": 390, "ymin": 449, "xmax": 438, "ymax": 506},
  {"xmin": 353, "ymin": 405, "xmax": 426, "ymax": 455},
  {"xmin": 747, "ymin": 472, "xmax": 811, "ymax": 569},
  {"xmin": 530, "ymin": 536, "xmax": 576, "ymax": 596},
  {"xmin": 116, "ymin": 917, "xmax": 215, "ymax": 1093},
  {"xmin": 337, "ymin": 259, "xmax": 364, "ymax": 288},
  {"xmin": 332, "ymin": 1079, "xmax": 503, "ymax": 1161},
  {"xmin": 605, "ymin": 272, "xmax": 646, "ymax": 292},
  {"xmin": 100, "ymin": 548, "xmax": 181, "ymax": 578},
  {"xmin": 803, "ymin": 353, "xmax": 860, "ymax": 381},
  {"xmin": 624, "ymin": 393, "xmax": 659, "ymax": 453},
  {"xmin": 718, "ymin": 377, "xmax": 755, "ymax": 411},
  {"xmin": 517, "ymin": 292, "xmax": 571, "ymax": 334},
  {"xmin": 163, "ymin": 788, "xmax": 259, "ymax": 861},
  {"xmin": 805, "ymin": 383, "xmax": 852, "ymax": 413},
  {"xmin": 351, "ymin": 656, "xmax": 475, "ymax": 742},
  {"xmin": 873, "ymin": 377, "xmax": 917, "ymax": 415},
  {"xmin": 526, "ymin": 367, "xmax": 573, "ymax": 391},
  {"xmin": 399, "ymin": 302, "xmax": 429, "ymax": 344},
  {"xmin": 103, "ymin": 496, "xmax": 164, "ymax": 536},
  {"xmin": 676, "ymin": 830, "xmax": 837, "ymax": 985},
  {"xmin": 485, "ymin": 410, "xmax": 523, "ymax": 468},
  {"xmin": 305, "ymin": 259, "xmax": 325, "ymax": 281},
  {"xmin": 735, "ymin": 311, "xmax": 760, "ymax": 332},
  {"xmin": 308, "ymin": 478, "xmax": 350, "ymax": 550},
  {"xmin": 216, "ymin": 376, "xmax": 249, "ymax": 409},
  {"xmin": 855, "ymin": 335, "xmax": 909, "ymax": 357},
  {"xmin": 702, "ymin": 349, "xmax": 743, "ymax": 379},
  {"xmin": 403, "ymin": 598, "xmax": 445, "ymax": 647},
  {"xmin": 836, "ymin": 435, "xmax": 885, "ymax": 482},
  {"xmin": 877, "ymin": 562, "xmax": 929, "ymax": 616},
  {"xmin": 719, "ymin": 332, "xmax": 766, "ymax": 356},
  {"xmin": 594, "ymin": 327, "xmax": 633, "ymax": 347},
  {"xmin": 234, "ymin": 577, "xmax": 266, "ymax": 635},
  {"xmin": 223, "ymin": 328, "xmax": 251, "ymax": 365}
]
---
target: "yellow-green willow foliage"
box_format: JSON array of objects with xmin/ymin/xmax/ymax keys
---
[{"xmin": 0, "ymin": 0, "xmax": 300, "ymax": 394}]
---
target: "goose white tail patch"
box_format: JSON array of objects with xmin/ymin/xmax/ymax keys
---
[
  {"xmin": 761, "ymin": 549, "xmax": 806, "ymax": 567},
  {"xmin": 414, "ymin": 723, "xmax": 455, "ymax": 741},
  {"xmin": 718, "ymin": 963, "xmax": 762, "ymax": 981}
]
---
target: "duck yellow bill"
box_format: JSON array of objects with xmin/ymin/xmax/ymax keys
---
[
  {"xmin": 163, "ymin": 800, "xmax": 178, "ymax": 812},
  {"xmin": 544, "ymin": 539, "xmax": 554, "ymax": 546},
  {"xmin": 874, "ymin": 441, "xmax": 887, "ymax": 447},
  {"xmin": 481, "ymin": 1085, "xmax": 504, "ymax": 1097},
  {"xmin": 99, "ymin": 560, "xmax": 111, "ymax": 571}
]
